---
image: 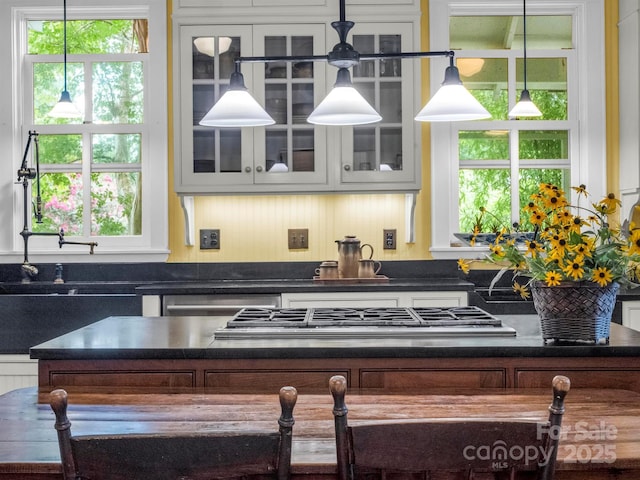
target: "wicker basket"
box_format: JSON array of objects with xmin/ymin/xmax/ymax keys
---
[{"xmin": 530, "ymin": 281, "xmax": 619, "ymax": 344}]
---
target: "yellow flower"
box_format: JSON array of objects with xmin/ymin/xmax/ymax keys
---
[
  {"xmin": 566, "ymin": 216, "xmax": 587, "ymax": 234},
  {"xmin": 563, "ymin": 255, "xmax": 586, "ymax": 281},
  {"xmin": 513, "ymin": 281, "xmax": 531, "ymax": 299},
  {"xmin": 529, "ymin": 209, "xmax": 547, "ymax": 226},
  {"xmin": 542, "ymin": 192, "xmax": 567, "ymax": 210},
  {"xmin": 523, "ymin": 200, "xmax": 537, "ymax": 213},
  {"xmin": 597, "ymin": 193, "xmax": 622, "ymax": 214},
  {"xmin": 457, "ymin": 258, "xmax": 471, "ymax": 275},
  {"xmin": 554, "ymin": 209, "xmax": 573, "ymax": 225},
  {"xmin": 570, "ymin": 238, "xmax": 595, "ymax": 258},
  {"xmin": 489, "ymin": 243, "xmax": 505, "ymax": 258},
  {"xmin": 571, "ymin": 184, "xmax": 589, "ymax": 197},
  {"xmin": 591, "ymin": 267, "xmax": 613, "ymax": 287},
  {"xmin": 625, "ymin": 230, "xmax": 640, "ymax": 256},
  {"xmin": 525, "ymin": 239, "xmax": 544, "ymax": 257},
  {"xmin": 548, "ymin": 234, "xmax": 569, "ymax": 260},
  {"xmin": 587, "ymin": 214, "xmax": 601, "ymax": 225},
  {"xmin": 544, "ymin": 271, "xmax": 562, "ymax": 287}
]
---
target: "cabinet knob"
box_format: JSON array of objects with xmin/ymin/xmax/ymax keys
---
[
  {"xmin": 245, "ymin": 166, "xmax": 252, "ymax": 173},
  {"xmin": 343, "ymin": 164, "xmax": 351, "ymax": 171},
  {"xmin": 256, "ymin": 166, "xmax": 264, "ymax": 173}
]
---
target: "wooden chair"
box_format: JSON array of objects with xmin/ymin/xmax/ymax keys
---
[
  {"xmin": 330, "ymin": 375, "xmax": 570, "ymax": 480},
  {"xmin": 50, "ymin": 386, "xmax": 297, "ymax": 480}
]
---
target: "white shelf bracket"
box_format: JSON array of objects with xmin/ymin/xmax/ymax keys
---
[
  {"xmin": 180, "ymin": 195, "xmax": 195, "ymax": 246},
  {"xmin": 405, "ymin": 192, "xmax": 417, "ymax": 243}
]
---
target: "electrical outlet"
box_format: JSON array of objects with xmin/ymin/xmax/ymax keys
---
[
  {"xmin": 200, "ymin": 229, "xmax": 220, "ymax": 249},
  {"xmin": 288, "ymin": 228, "xmax": 309, "ymax": 249},
  {"xmin": 383, "ymin": 229, "xmax": 396, "ymax": 249}
]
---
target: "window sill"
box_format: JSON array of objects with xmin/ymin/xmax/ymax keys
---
[
  {"xmin": 0, "ymin": 248, "xmax": 170, "ymax": 264},
  {"xmin": 430, "ymin": 246, "xmax": 490, "ymax": 260}
]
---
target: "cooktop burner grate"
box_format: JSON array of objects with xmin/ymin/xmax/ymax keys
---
[
  {"xmin": 225, "ymin": 306, "xmax": 503, "ymax": 328},
  {"xmin": 309, "ymin": 308, "xmax": 420, "ymax": 327},
  {"xmin": 224, "ymin": 307, "xmax": 310, "ymax": 327},
  {"xmin": 218, "ymin": 306, "xmax": 517, "ymax": 339}
]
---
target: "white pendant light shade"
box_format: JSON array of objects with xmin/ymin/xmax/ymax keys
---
[
  {"xmin": 415, "ymin": 66, "xmax": 490, "ymax": 122},
  {"xmin": 193, "ymin": 36, "xmax": 232, "ymax": 57},
  {"xmin": 268, "ymin": 162, "xmax": 289, "ymax": 172},
  {"xmin": 307, "ymin": 68, "xmax": 381, "ymax": 125},
  {"xmin": 508, "ymin": 89, "xmax": 542, "ymax": 118},
  {"xmin": 199, "ymin": 71, "xmax": 274, "ymax": 127},
  {"xmin": 49, "ymin": 90, "xmax": 82, "ymax": 118},
  {"xmin": 49, "ymin": 0, "xmax": 83, "ymax": 119},
  {"xmin": 508, "ymin": 0, "xmax": 541, "ymax": 118}
]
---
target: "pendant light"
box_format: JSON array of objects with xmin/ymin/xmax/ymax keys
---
[
  {"xmin": 508, "ymin": 0, "xmax": 542, "ymax": 118},
  {"xmin": 307, "ymin": 68, "xmax": 381, "ymax": 125},
  {"xmin": 199, "ymin": 66, "xmax": 275, "ymax": 127},
  {"xmin": 49, "ymin": 0, "xmax": 82, "ymax": 118},
  {"xmin": 200, "ymin": 0, "xmax": 491, "ymax": 127},
  {"xmin": 415, "ymin": 57, "xmax": 490, "ymax": 122}
]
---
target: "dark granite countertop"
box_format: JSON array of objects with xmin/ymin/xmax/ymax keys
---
[
  {"xmin": 133, "ymin": 277, "xmax": 473, "ymax": 295},
  {"xmin": 29, "ymin": 314, "xmax": 640, "ymax": 360}
]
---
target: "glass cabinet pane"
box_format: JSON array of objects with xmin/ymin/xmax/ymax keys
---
[
  {"xmin": 191, "ymin": 35, "xmax": 242, "ymax": 174},
  {"xmin": 349, "ymin": 33, "xmax": 404, "ymax": 173},
  {"xmin": 263, "ymin": 34, "xmax": 316, "ymax": 176}
]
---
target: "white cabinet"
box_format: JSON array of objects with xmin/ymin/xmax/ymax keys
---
[
  {"xmin": 0, "ymin": 355, "xmax": 38, "ymax": 395},
  {"xmin": 175, "ymin": 24, "xmax": 329, "ymax": 194},
  {"xmin": 172, "ymin": 3, "xmax": 421, "ymax": 195},
  {"xmin": 281, "ymin": 291, "xmax": 467, "ymax": 308},
  {"xmin": 622, "ymin": 300, "xmax": 640, "ymax": 332}
]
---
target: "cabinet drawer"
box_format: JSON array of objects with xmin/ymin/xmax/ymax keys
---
[
  {"xmin": 516, "ymin": 369, "xmax": 640, "ymax": 391},
  {"xmin": 49, "ymin": 371, "xmax": 195, "ymax": 388},
  {"xmin": 205, "ymin": 370, "xmax": 348, "ymax": 391},
  {"xmin": 360, "ymin": 369, "xmax": 506, "ymax": 389}
]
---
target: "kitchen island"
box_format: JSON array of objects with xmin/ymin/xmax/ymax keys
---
[{"xmin": 30, "ymin": 313, "xmax": 640, "ymax": 396}]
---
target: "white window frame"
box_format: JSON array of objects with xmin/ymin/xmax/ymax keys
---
[
  {"xmin": 0, "ymin": 0, "xmax": 168, "ymax": 264},
  {"xmin": 428, "ymin": 0, "xmax": 606, "ymax": 259}
]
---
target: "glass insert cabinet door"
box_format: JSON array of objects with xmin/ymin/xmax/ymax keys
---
[
  {"xmin": 177, "ymin": 25, "xmax": 254, "ymax": 190},
  {"xmin": 339, "ymin": 22, "xmax": 418, "ymax": 186},
  {"xmin": 176, "ymin": 24, "xmax": 327, "ymax": 192},
  {"xmin": 251, "ymin": 24, "xmax": 327, "ymax": 186}
]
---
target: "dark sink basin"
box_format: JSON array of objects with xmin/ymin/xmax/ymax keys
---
[{"xmin": 0, "ymin": 281, "xmax": 140, "ymax": 295}]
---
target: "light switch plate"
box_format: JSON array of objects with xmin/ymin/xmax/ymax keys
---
[{"xmin": 288, "ymin": 228, "xmax": 309, "ymax": 249}]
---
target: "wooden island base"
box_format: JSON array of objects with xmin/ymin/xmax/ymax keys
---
[
  {"xmin": 36, "ymin": 355, "xmax": 640, "ymax": 398},
  {"xmin": 1, "ymin": 386, "xmax": 639, "ymax": 479}
]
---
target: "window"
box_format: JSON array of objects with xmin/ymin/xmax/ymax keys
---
[
  {"xmin": 428, "ymin": 0, "xmax": 606, "ymax": 259},
  {"xmin": 1, "ymin": 0, "xmax": 167, "ymax": 262}
]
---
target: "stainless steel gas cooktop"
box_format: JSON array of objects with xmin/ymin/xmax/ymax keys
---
[{"xmin": 214, "ymin": 306, "xmax": 517, "ymax": 339}]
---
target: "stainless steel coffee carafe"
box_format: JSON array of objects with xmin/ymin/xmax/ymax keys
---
[{"xmin": 335, "ymin": 235, "xmax": 373, "ymax": 279}]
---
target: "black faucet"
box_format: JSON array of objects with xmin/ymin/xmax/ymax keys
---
[{"xmin": 17, "ymin": 131, "xmax": 98, "ymax": 283}]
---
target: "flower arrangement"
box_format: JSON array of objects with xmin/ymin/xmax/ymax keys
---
[{"xmin": 457, "ymin": 183, "xmax": 640, "ymax": 299}]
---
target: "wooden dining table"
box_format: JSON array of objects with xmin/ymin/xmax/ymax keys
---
[{"xmin": 0, "ymin": 386, "xmax": 638, "ymax": 479}]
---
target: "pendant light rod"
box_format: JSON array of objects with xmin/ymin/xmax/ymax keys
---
[
  {"xmin": 235, "ymin": 50, "xmax": 456, "ymax": 66},
  {"xmin": 522, "ymin": 0, "xmax": 528, "ymax": 91},
  {"xmin": 62, "ymin": 0, "xmax": 68, "ymax": 93}
]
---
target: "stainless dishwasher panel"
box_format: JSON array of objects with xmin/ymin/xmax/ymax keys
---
[{"xmin": 162, "ymin": 294, "xmax": 281, "ymax": 316}]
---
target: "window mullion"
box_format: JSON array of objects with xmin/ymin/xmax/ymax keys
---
[
  {"xmin": 510, "ymin": 129, "xmax": 520, "ymax": 227},
  {"xmin": 83, "ymin": 131, "xmax": 92, "ymax": 239}
]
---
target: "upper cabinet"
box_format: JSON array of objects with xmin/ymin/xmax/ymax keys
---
[{"xmin": 172, "ymin": 1, "xmax": 422, "ymax": 195}]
